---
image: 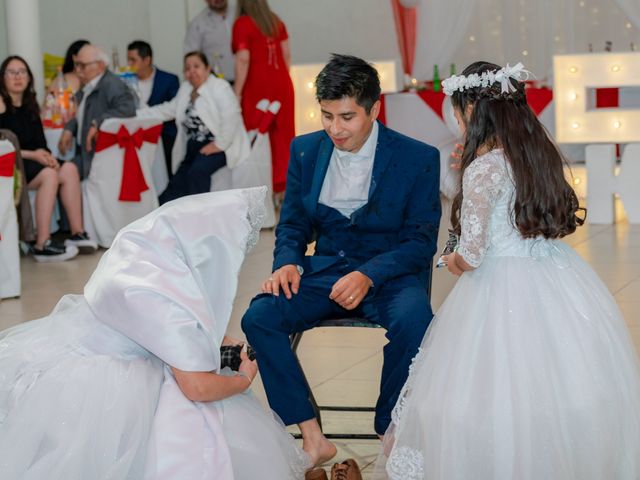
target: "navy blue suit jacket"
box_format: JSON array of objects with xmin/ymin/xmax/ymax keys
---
[
  {"xmin": 148, "ymin": 68, "xmax": 180, "ymax": 137},
  {"xmin": 273, "ymin": 122, "xmax": 441, "ymax": 288}
]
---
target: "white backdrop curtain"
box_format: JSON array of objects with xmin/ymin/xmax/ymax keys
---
[
  {"xmin": 413, "ymin": 0, "xmax": 639, "ymax": 81},
  {"xmin": 411, "ymin": 0, "xmax": 478, "ymax": 79},
  {"xmin": 615, "ymin": 0, "xmax": 640, "ymax": 30}
]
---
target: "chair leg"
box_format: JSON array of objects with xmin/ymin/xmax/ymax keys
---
[{"xmin": 291, "ymin": 332, "xmax": 322, "ymax": 430}]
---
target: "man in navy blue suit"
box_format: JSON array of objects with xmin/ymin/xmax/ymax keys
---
[
  {"xmin": 127, "ymin": 41, "xmax": 180, "ymax": 177},
  {"xmin": 242, "ymin": 54, "xmax": 441, "ymax": 465}
]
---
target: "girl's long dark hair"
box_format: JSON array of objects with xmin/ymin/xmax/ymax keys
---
[
  {"xmin": 0, "ymin": 56, "xmax": 40, "ymax": 119},
  {"xmin": 450, "ymin": 61, "xmax": 585, "ymax": 239}
]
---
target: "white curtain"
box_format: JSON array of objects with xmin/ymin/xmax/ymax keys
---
[
  {"xmin": 412, "ymin": 0, "xmax": 478, "ymax": 79},
  {"xmin": 615, "ymin": 0, "xmax": 640, "ymax": 30},
  {"xmin": 413, "ymin": 0, "xmax": 640, "ymax": 81}
]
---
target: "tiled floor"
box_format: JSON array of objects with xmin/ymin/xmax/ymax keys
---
[{"xmin": 1, "ymin": 202, "xmax": 639, "ymax": 478}]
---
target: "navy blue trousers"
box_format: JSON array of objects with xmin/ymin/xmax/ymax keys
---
[
  {"xmin": 159, "ymin": 139, "xmax": 226, "ymax": 205},
  {"xmin": 241, "ymin": 260, "xmax": 433, "ymax": 435}
]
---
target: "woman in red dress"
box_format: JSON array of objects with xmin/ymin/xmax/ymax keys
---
[{"xmin": 232, "ymin": 0, "xmax": 294, "ymax": 194}]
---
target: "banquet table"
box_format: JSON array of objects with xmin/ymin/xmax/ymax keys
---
[{"xmin": 0, "ymin": 140, "xmax": 20, "ymax": 298}]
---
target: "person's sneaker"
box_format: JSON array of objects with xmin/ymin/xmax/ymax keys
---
[
  {"xmin": 330, "ymin": 459, "xmax": 362, "ymax": 480},
  {"xmin": 65, "ymin": 232, "xmax": 98, "ymax": 253},
  {"xmin": 33, "ymin": 239, "xmax": 79, "ymax": 263}
]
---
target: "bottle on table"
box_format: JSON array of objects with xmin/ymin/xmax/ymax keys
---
[{"xmin": 433, "ymin": 65, "xmax": 441, "ymax": 92}]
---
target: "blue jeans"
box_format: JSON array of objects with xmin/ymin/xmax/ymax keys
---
[{"xmin": 241, "ymin": 261, "xmax": 433, "ymax": 435}]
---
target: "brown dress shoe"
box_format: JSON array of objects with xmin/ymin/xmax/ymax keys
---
[
  {"xmin": 330, "ymin": 459, "xmax": 362, "ymax": 480},
  {"xmin": 305, "ymin": 467, "xmax": 328, "ymax": 480}
]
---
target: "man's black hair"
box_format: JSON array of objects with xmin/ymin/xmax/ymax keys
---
[
  {"xmin": 127, "ymin": 40, "xmax": 153, "ymax": 59},
  {"xmin": 315, "ymin": 54, "xmax": 381, "ymax": 114}
]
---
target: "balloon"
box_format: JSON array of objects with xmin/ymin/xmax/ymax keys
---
[{"xmin": 399, "ymin": 0, "xmax": 421, "ymax": 8}]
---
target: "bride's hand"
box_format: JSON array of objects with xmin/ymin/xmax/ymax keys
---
[
  {"xmin": 222, "ymin": 335, "xmax": 244, "ymax": 346},
  {"xmin": 238, "ymin": 350, "xmax": 258, "ymax": 386}
]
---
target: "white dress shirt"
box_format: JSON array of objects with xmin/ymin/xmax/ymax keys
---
[
  {"xmin": 318, "ymin": 121, "xmax": 379, "ymax": 218},
  {"xmin": 137, "ymin": 68, "xmax": 155, "ymax": 108},
  {"xmin": 76, "ymin": 71, "xmax": 105, "ymax": 144},
  {"xmin": 184, "ymin": 1, "xmax": 236, "ymax": 81}
]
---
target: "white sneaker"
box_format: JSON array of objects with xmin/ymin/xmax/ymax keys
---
[
  {"xmin": 65, "ymin": 232, "xmax": 98, "ymax": 253},
  {"xmin": 33, "ymin": 240, "xmax": 79, "ymax": 263}
]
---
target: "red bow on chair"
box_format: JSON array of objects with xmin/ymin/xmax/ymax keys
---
[
  {"xmin": 0, "ymin": 150, "xmax": 15, "ymax": 177},
  {"xmin": 95, "ymin": 124, "xmax": 162, "ymax": 202}
]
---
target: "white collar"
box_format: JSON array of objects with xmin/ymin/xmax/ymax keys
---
[
  {"xmin": 83, "ymin": 71, "xmax": 105, "ymax": 94},
  {"xmin": 334, "ymin": 121, "xmax": 379, "ymax": 160}
]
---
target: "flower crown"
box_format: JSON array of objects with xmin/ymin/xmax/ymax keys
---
[{"xmin": 441, "ymin": 63, "xmax": 532, "ymax": 96}]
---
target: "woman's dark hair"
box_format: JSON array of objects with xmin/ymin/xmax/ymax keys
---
[
  {"xmin": 315, "ymin": 54, "xmax": 381, "ymax": 114},
  {"xmin": 62, "ymin": 39, "xmax": 90, "ymax": 74},
  {"xmin": 184, "ymin": 51, "xmax": 210, "ymax": 68},
  {"xmin": 0, "ymin": 55, "xmax": 40, "ymax": 118},
  {"xmin": 450, "ymin": 61, "xmax": 585, "ymax": 239}
]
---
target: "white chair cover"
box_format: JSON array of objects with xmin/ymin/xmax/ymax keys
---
[
  {"xmin": 0, "ymin": 140, "xmax": 20, "ymax": 298},
  {"xmin": 211, "ymin": 100, "xmax": 277, "ymax": 228},
  {"xmin": 83, "ymin": 118, "xmax": 162, "ymax": 248}
]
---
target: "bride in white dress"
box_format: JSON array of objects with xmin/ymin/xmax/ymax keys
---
[
  {"xmin": 0, "ymin": 187, "xmax": 309, "ymax": 479},
  {"xmin": 375, "ymin": 62, "xmax": 640, "ymax": 479}
]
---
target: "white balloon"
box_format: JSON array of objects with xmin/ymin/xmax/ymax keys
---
[{"xmin": 399, "ymin": 0, "xmax": 421, "ymax": 8}]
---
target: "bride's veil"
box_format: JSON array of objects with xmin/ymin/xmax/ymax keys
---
[{"xmin": 83, "ymin": 187, "xmax": 267, "ymax": 372}]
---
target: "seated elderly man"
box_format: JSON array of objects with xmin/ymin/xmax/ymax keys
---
[{"xmin": 59, "ymin": 44, "xmax": 136, "ymax": 180}]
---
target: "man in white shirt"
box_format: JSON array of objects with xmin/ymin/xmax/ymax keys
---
[
  {"xmin": 242, "ymin": 54, "xmax": 442, "ymax": 467},
  {"xmin": 184, "ymin": 0, "xmax": 236, "ymax": 82},
  {"xmin": 127, "ymin": 41, "xmax": 180, "ymax": 177}
]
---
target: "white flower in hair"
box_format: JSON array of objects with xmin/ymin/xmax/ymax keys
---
[{"xmin": 442, "ymin": 62, "xmax": 533, "ymax": 96}]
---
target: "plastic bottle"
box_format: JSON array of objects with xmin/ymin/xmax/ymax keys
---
[
  {"xmin": 212, "ymin": 54, "xmax": 224, "ymax": 79},
  {"xmin": 433, "ymin": 65, "xmax": 441, "ymax": 92}
]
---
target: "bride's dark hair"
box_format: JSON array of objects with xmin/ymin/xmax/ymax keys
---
[{"xmin": 450, "ymin": 61, "xmax": 585, "ymax": 239}]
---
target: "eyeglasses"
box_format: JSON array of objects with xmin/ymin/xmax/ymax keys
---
[
  {"xmin": 4, "ymin": 69, "xmax": 28, "ymax": 78},
  {"xmin": 73, "ymin": 60, "xmax": 99, "ymax": 70}
]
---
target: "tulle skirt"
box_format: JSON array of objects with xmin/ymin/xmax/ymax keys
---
[
  {"xmin": 375, "ymin": 243, "xmax": 640, "ymax": 480},
  {"xmin": 0, "ymin": 295, "xmax": 308, "ymax": 479}
]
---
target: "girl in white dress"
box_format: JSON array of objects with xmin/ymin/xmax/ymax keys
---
[
  {"xmin": 375, "ymin": 62, "xmax": 640, "ymax": 479},
  {"xmin": 0, "ymin": 187, "xmax": 309, "ymax": 479}
]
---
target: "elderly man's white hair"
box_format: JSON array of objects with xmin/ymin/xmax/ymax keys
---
[{"xmin": 80, "ymin": 44, "xmax": 111, "ymax": 67}]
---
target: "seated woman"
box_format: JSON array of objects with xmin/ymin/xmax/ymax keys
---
[
  {"xmin": 138, "ymin": 51, "xmax": 250, "ymax": 205},
  {"xmin": 0, "ymin": 187, "xmax": 309, "ymax": 478},
  {"xmin": 0, "ymin": 55, "xmax": 96, "ymax": 262}
]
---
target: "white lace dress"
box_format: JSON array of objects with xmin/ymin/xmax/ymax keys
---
[
  {"xmin": 0, "ymin": 188, "xmax": 309, "ymax": 480},
  {"xmin": 374, "ymin": 150, "xmax": 640, "ymax": 480}
]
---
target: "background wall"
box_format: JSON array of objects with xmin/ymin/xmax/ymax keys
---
[
  {"xmin": 0, "ymin": 0, "xmax": 7, "ymax": 61},
  {"xmin": 18, "ymin": 0, "xmax": 399, "ymax": 82}
]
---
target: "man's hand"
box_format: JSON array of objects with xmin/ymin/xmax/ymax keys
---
[
  {"xmin": 200, "ymin": 142, "xmax": 222, "ymax": 156},
  {"xmin": 261, "ymin": 264, "xmax": 300, "ymax": 299},
  {"xmin": 85, "ymin": 125, "xmax": 98, "ymax": 152},
  {"xmin": 58, "ymin": 130, "xmax": 73, "ymax": 156},
  {"xmin": 329, "ymin": 271, "xmax": 373, "ymax": 310}
]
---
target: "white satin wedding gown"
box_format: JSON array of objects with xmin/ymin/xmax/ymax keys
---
[
  {"xmin": 376, "ymin": 150, "xmax": 640, "ymax": 480},
  {"xmin": 0, "ymin": 187, "xmax": 309, "ymax": 479}
]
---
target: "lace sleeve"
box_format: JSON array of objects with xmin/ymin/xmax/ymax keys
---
[{"xmin": 457, "ymin": 154, "xmax": 508, "ymax": 268}]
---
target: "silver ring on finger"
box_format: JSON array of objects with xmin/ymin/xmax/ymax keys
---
[{"xmin": 348, "ymin": 295, "xmax": 355, "ymax": 301}]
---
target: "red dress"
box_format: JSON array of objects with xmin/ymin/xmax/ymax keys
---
[{"xmin": 232, "ymin": 15, "xmax": 295, "ymax": 193}]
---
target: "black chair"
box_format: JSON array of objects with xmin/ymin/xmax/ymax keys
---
[{"xmin": 290, "ymin": 268, "xmax": 433, "ymax": 440}]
